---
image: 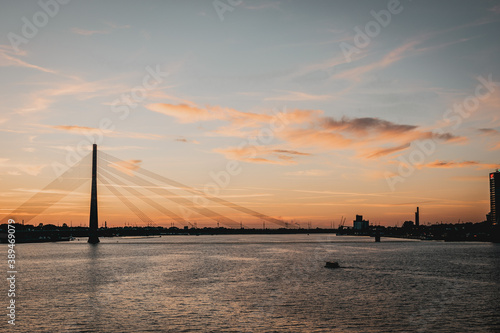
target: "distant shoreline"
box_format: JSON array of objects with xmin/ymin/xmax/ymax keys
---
[{"xmin": 1, "ymin": 221, "xmax": 499, "ymax": 243}]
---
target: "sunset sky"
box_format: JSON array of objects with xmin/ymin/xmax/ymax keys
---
[{"xmin": 1, "ymin": 0, "xmax": 500, "ymax": 227}]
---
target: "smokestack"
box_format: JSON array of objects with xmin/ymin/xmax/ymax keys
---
[{"xmin": 415, "ymin": 207, "xmax": 420, "ymax": 227}]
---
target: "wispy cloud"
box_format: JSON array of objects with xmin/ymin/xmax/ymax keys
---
[
  {"xmin": 243, "ymin": 2, "xmax": 281, "ymax": 11},
  {"xmin": 174, "ymin": 137, "xmax": 199, "ymax": 144},
  {"xmin": 478, "ymin": 128, "xmax": 500, "ymax": 150},
  {"xmin": 50, "ymin": 145, "xmax": 150, "ymax": 152},
  {"xmin": 332, "ymin": 33, "xmax": 475, "ymax": 83},
  {"xmin": 50, "ymin": 125, "xmax": 163, "ymax": 140},
  {"xmin": 363, "ymin": 143, "xmax": 411, "ymax": 159},
  {"xmin": 0, "ymin": 45, "xmax": 56, "ymax": 74},
  {"xmin": 214, "ymin": 146, "xmax": 310, "ymax": 165},
  {"xmin": 285, "ymin": 169, "xmax": 332, "ymax": 177},
  {"xmin": 72, "ymin": 22, "xmax": 130, "ymax": 36},
  {"xmin": 148, "ymin": 103, "xmax": 220, "ymax": 123},
  {"xmin": 450, "ymin": 176, "xmax": 486, "ymax": 181},
  {"xmin": 108, "ymin": 160, "xmax": 142, "ymax": 176},
  {"xmin": 489, "ymin": 4, "xmax": 500, "ymax": 14},
  {"xmin": 71, "ymin": 28, "xmax": 109, "ymax": 36},
  {"xmin": 419, "ymin": 160, "xmax": 500, "ymax": 170},
  {"xmin": 265, "ymin": 90, "xmax": 333, "ymax": 101},
  {"xmin": 0, "ymin": 158, "xmax": 46, "ymax": 176},
  {"xmin": 16, "ymin": 76, "xmax": 131, "ymax": 114}
]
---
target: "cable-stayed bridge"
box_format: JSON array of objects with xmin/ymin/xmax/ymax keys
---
[{"xmin": 3, "ymin": 145, "xmax": 287, "ymax": 243}]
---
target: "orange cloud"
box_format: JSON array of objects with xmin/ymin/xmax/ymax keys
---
[
  {"xmin": 108, "ymin": 160, "xmax": 142, "ymax": 176},
  {"xmin": 0, "ymin": 158, "xmax": 46, "ymax": 176},
  {"xmin": 147, "ymin": 102, "xmax": 280, "ymax": 126},
  {"xmin": 419, "ymin": 160, "xmax": 500, "ymax": 170},
  {"xmin": 148, "ymin": 102, "xmax": 462, "ymax": 165},
  {"xmin": 285, "ymin": 169, "xmax": 332, "ymax": 176},
  {"xmin": 363, "ymin": 143, "xmax": 411, "ymax": 159},
  {"xmin": 148, "ymin": 103, "xmax": 219, "ymax": 123},
  {"xmin": 53, "ymin": 125, "xmax": 96, "ymax": 133},
  {"xmin": 279, "ymin": 128, "xmax": 352, "ymax": 149},
  {"xmin": 50, "ymin": 125, "xmax": 162, "ymax": 140},
  {"xmin": 214, "ymin": 146, "xmax": 310, "ymax": 165}
]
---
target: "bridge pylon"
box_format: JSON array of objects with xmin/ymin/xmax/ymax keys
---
[{"xmin": 88, "ymin": 144, "xmax": 99, "ymax": 244}]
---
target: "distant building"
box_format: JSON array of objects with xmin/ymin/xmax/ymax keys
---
[
  {"xmin": 490, "ymin": 170, "xmax": 500, "ymax": 225},
  {"xmin": 402, "ymin": 221, "xmax": 414, "ymax": 229},
  {"xmin": 353, "ymin": 215, "xmax": 369, "ymax": 230}
]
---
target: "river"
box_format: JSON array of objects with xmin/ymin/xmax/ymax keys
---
[{"xmin": 3, "ymin": 234, "xmax": 499, "ymax": 332}]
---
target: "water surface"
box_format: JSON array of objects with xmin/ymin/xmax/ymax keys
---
[{"xmin": 4, "ymin": 234, "xmax": 500, "ymax": 332}]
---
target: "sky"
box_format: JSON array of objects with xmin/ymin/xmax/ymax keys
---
[{"xmin": 1, "ymin": 0, "xmax": 500, "ymax": 228}]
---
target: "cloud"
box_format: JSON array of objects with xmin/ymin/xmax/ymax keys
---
[
  {"xmin": 72, "ymin": 22, "xmax": 130, "ymax": 36},
  {"xmin": 148, "ymin": 101, "xmax": 462, "ymax": 165},
  {"xmin": 279, "ymin": 128, "xmax": 352, "ymax": 149},
  {"xmin": 71, "ymin": 28, "xmax": 109, "ymax": 36},
  {"xmin": 53, "ymin": 125, "xmax": 96, "ymax": 133},
  {"xmin": 364, "ymin": 143, "xmax": 411, "ymax": 159},
  {"xmin": 214, "ymin": 146, "xmax": 310, "ymax": 165},
  {"xmin": 174, "ymin": 137, "xmax": 199, "ymax": 144},
  {"xmin": 0, "ymin": 45, "xmax": 56, "ymax": 74},
  {"xmin": 279, "ymin": 115, "xmax": 461, "ymax": 155},
  {"xmin": 148, "ymin": 103, "xmax": 219, "ymax": 123},
  {"xmin": 243, "ymin": 2, "xmax": 281, "ymax": 10},
  {"xmin": 332, "ymin": 34, "xmax": 475, "ymax": 83},
  {"xmin": 17, "ymin": 77, "xmax": 130, "ymax": 114},
  {"xmin": 321, "ymin": 116, "xmax": 416, "ymax": 135},
  {"xmin": 332, "ymin": 40, "xmax": 421, "ymax": 82},
  {"xmin": 478, "ymin": 128, "xmax": 500, "ymax": 150},
  {"xmin": 478, "ymin": 128, "xmax": 499, "ymax": 135},
  {"xmin": 489, "ymin": 5, "xmax": 500, "ymax": 14},
  {"xmin": 108, "ymin": 160, "xmax": 142, "ymax": 176},
  {"xmin": 0, "ymin": 158, "xmax": 46, "ymax": 176},
  {"xmin": 50, "ymin": 145, "xmax": 149, "ymax": 152},
  {"xmin": 285, "ymin": 169, "xmax": 332, "ymax": 176},
  {"xmin": 265, "ymin": 90, "xmax": 332, "ymax": 101},
  {"xmin": 419, "ymin": 160, "xmax": 500, "ymax": 170},
  {"xmin": 272, "ymin": 149, "xmax": 310, "ymax": 156},
  {"xmin": 148, "ymin": 102, "xmax": 286, "ymax": 128},
  {"xmin": 50, "ymin": 125, "xmax": 163, "ymax": 140},
  {"xmin": 450, "ymin": 176, "xmax": 486, "ymax": 181}
]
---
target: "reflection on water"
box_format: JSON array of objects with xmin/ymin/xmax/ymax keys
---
[{"xmin": 5, "ymin": 235, "xmax": 500, "ymax": 332}]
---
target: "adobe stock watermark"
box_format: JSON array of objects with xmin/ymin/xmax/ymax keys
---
[
  {"xmin": 51, "ymin": 65, "xmax": 169, "ymax": 178},
  {"xmin": 6, "ymin": 219, "xmax": 17, "ymax": 326},
  {"xmin": 340, "ymin": 0, "xmax": 406, "ymax": 63},
  {"xmin": 8, "ymin": 0, "xmax": 71, "ymax": 54},
  {"xmin": 213, "ymin": 0, "xmax": 243, "ymax": 21},
  {"xmin": 385, "ymin": 74, "xmax": 498, "ymax": 191},
  {"xmin": 179, "ymin": 107, "xmax": 290, "ymax": 222}
]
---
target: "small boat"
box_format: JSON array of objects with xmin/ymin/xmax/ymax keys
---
[{"xmin": 325, "ymin": 261, "xmax": 339, "ymax": 268}]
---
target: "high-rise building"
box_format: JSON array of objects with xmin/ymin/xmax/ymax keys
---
[
  {"xmin": 353, "ymin": 215, "xmax": 369, "ymax": 230},
  {"xmin": 490, "ymin": 170, "xmax": 500, "ymax": 226}
]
